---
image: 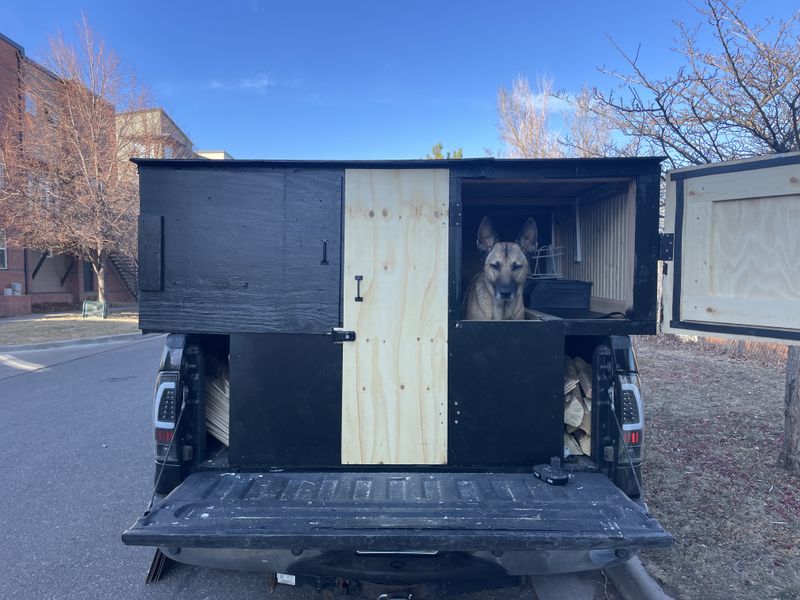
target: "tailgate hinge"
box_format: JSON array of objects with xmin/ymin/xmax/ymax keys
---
[{"xmin": 659, "ymin": 233, "xmax": 674, "ymax": 261}]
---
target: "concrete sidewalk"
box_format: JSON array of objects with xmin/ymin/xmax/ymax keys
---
[
  {"xmin": 0, "ymin": 308, "xmax": 140, "ymax": 348},
  {"xmin": 0, "ymin": 303, "xmax": 138, "ymax": 323}
]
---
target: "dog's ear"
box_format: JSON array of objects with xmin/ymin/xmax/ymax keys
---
[
  {"xmin": 517, "ymin": 218, "xmax": 538, "ymax": 254},
  {"xmin": 477, "ymin": 217, "xmax": 498, "ymax": 253}
]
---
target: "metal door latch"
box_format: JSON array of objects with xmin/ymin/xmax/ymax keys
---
[{"xmin": 330, "ymin": 328, "xmax": 356, "ymax": 343}]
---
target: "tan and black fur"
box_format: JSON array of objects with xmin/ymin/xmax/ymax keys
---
[{"xmin": 464, "ymin": 217, "xmax": 538, "ymax": 320}]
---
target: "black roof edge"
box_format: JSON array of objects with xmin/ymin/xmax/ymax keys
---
[
  {"xmin": 0, "ymin": 32, "xmax": 24, "ymax": 55},
  {"xmin": 131, "ymin": 156, "xmax": 666, "ymax": 169}
]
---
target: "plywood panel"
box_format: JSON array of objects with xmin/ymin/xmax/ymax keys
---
[
  {"xmin": 557, "ymin": 187, "xmax": 635, "ymax": 309},
  {"xmin": 341, "ymin": 169, "xmax": 449, "ymax": 465},
  {"xmin": 664, "ymin": 155, "xmax": 800, "ymax": 341},
  {"xmin": 681, "ymin": 191, "xmax": 800, "ymax": 329}
]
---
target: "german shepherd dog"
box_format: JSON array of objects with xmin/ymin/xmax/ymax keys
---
[{"xmin": 464, "ymin": 217, "xmax": 538, "ymax": 320}]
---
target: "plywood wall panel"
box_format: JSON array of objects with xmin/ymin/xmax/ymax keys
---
[
  {"xmin": 341, "ymin": 169, "xmax": 449, "ymax": 465},
  {"xmin": 557, "ymin": 188, "xmax": 635, "ymax": 309}
]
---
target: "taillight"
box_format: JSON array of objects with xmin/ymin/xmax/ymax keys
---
[
  {"xmin": 618, "ymin": 374, "xmax": 643, "ymax": 464},
  {"xmin": 153, "ymin": 372, "xmax": 180, "ymax": 461}
]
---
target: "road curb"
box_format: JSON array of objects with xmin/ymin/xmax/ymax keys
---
[
  {"xmin": 0, "ymin": 332, "xmax": 159, "ymax": 353},
  {"xmin": 604, "ymin": 556, "xmax": 673, "ymax": 600}
]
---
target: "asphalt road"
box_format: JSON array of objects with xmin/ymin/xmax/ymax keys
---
[{"xmin": 0, "ymin": 336, "xmax": 613, "ymax": 600}]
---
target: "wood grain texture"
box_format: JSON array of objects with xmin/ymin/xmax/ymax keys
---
[
  {"xmin": 680, "ymin": 166, "xmax": 800, "ymax": 330},
  {"xmin": 138, "ymin": 166, "xmax": 343, "ymax": 334},
  {"xmin": 341, "ymin": 169, "xmax": 449, "ymax": 465}
]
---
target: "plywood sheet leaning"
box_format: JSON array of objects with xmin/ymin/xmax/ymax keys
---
[{"xmin": 341, "ymin": 169, "xmax": 449, "ymax": 465}]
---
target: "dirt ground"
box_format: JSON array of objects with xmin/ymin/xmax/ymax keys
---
[
  {"xmin": 635, "ymin": 335, "xmax": 800, "ymax": 600},
  {"xmin": 0, "ymin": 310, "xmax": 139, "ymax": 346}
]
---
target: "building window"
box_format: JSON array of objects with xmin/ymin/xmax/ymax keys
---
[
  {"xmin": 0, "ymin": 229, "xmax": 7, "ymax": 270},
  {"xmin": 163, "ymin": 146, "xmax": 173, "ymax": 159},
  {"xmin": 25, "ymin": 93, "xmax": 36, "ymax": 115}
]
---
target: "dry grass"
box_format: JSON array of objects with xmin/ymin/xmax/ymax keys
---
[
  {"xmin": 0, "ymin": 311, "xmax": 139, "ymax": 346},
  {"xmin": 636, "ymin": 335, "xmax": 800, "ymax": 600}
]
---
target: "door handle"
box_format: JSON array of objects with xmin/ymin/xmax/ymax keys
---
[{"xmin": 355, "ymin": 275, "xmax": 364, "ymax": 302}]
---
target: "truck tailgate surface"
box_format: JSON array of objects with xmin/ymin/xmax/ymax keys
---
[{"xmin": 123, "ymin": 471, "xmax": 671, "ymax": 551}]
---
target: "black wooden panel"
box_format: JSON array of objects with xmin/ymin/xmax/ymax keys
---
[
  {"xmin": 138, "ymin": 214, "xmax": 163, "ymax": 291},
  {"xmin": 138, "ymin": 166, "xmax": 342, "ymax": 334},
  {"xmin": 229, "ymin": 334, "xmax": 342, "ymax": 467},
  {"xmin": 448, "ymin": 321, "xmax": 564, "ymax": 467}
]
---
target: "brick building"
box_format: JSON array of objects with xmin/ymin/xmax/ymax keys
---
[{"xmin": 0, "ymin": 33, "xmax": 195, "ymax": 316}]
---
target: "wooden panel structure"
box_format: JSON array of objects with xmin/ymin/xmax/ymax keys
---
[
  {"xmin": 664, "ymin": 155, "xmax": 800, "ymax": 341},
  {"xmin": 137, "ymin": 166, "xmax": 343, "ymax": 334},
  {"xmin": 341, "ymin": 169, "xmax": 449, "ymax": 465},
  {"xmin": 557, "ymin": 185, "xmax": 636, "ymax": 313}
]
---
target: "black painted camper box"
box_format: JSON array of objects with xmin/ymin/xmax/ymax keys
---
[{"xmin": 135, "ymin": 157, "xmax": 662, "ymax": 469}]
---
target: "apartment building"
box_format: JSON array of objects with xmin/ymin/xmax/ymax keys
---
[{"xmin": 0, "ymin": 33, "xmax": 197, "ymax": 316}]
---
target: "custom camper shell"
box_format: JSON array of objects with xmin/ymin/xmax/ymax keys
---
[{"xmin": 124, "ymin": 157, "xmax": 673, "ymax": 591}]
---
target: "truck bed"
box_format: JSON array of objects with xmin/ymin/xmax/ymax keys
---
[{"xmin": 123, "ymin": 471, "xmax": 670, "ymax": 551}]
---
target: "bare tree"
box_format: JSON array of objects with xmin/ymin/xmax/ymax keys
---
[
  {"xmin": 560, "ymin": 87, "xmax": 641, "ymax": 158},
  {"xmin": 496, "ymin": 76, "xmax": 626, "ymax": 158},
  {"xmin": 496, "ymin": 76, "xmax": 563, "ymax": 158},
  {"xmin": 595, "ymin": 0, "xmax": 800, "ymax": 473},
  {"xmin": 595, "ymin": 0, "xmax": 800, "ymax": 169},
  {"xmin": 780, "ymin": 347, "xmax": 800, "ymax": 472},
  {"xmin": 0, "ymin": 16, "xmax": 152, "ymax": 302}
]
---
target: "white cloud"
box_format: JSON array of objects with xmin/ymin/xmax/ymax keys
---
[{"xmin": 207, "ymin": 74, "xmax": 275, "ymax": 92}]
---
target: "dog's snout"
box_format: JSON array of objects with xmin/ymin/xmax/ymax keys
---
[{"xmin": 496, "ymin": 285, "xmax": 516, "ymax": 300}]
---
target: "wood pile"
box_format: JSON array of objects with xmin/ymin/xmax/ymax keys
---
[
  {"xmin": 204, "ymin": 358, "xmax": 230, "ymax": 447},
  {"xmin": 564, "ymin": 355, "xmax": 592, "ymax": 457}
]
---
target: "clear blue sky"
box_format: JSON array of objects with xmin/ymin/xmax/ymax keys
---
[{"xmin": 1, "ymin": 1, "xmax": 794, "ymax": 159}]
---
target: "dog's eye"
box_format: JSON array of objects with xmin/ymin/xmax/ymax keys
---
[
  {"xmin": 490, "ymin": 263, "xmax": 501, "ymax": 271},
  {"xmin": 511, "ymin": 263, "xmax": 523, "ymax": 271}
]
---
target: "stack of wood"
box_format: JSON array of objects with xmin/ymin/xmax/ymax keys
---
[
  {"xmin": 204, "ymin": 358, "xmax": 230, "ymax": 447},
  {"xmin": 564, "ymin": 355, "xmax": 592, "ymax": 457}
]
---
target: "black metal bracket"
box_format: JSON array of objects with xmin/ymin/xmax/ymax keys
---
[
  {"xmin": 659, "ymin": 233, "xmax": 674, "ymax": 261},
  {"xmin": 59, "ymin": 260, "xmax": 75, "ymax": 286},
  {"xmin": 31, "ymin": 250, "xmax": 50, "ymax": 280},
  {"xmin": 330, "ymin": 328, "xmax": 356, "ymax": 343},
  {"xmin": 320, "ymin": 239, "xmax": 329, "ymax": 265},
  {"xmin": 354, "ymin": 275, "xmax": 364, "ymax": 302}
]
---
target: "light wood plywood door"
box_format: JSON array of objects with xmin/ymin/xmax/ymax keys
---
[
  {"xmin": 341, "ymin": 169, "xmax": 449, "ymax": 464},
  {"xmin": 663, "ymin": 154, "xmax": 800, "ymax": 342}
]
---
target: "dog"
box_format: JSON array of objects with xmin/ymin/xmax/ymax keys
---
[{"xmin": 464, "ymin": 217, "xmax": 538, "ymax": 320}]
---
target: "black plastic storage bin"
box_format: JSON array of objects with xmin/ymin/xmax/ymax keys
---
[{"xmin": 526, "ymin": 279, "xmax": 593, "ymax": 311}]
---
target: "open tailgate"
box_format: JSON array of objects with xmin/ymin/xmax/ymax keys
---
[{"xmin": 123, "ymin": 471, "xmax": 671, "ymax": 551}]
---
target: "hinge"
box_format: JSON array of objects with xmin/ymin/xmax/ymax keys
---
[
  {"xmin": 330, "ymin": 327, "xmax": 356, "ymax": 343},
  {"xmin": 659, "ymin": 233, "xmax": 674, "ymax": 261}
]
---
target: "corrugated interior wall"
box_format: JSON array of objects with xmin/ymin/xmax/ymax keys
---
[{"xmin": 554, "ymin": 184, "xmax": 635, "ymax": 310}]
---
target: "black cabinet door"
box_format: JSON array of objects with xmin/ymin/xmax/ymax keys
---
[
  {"xmin": 448, "ymin": 320, "xmax": 565, "ymax": 467},
  {"xmin": 138, "ymin": 166, "xmax": 342, "ymax": 334},
  {"xmin": 229, "ymin": 333, "xmax": 342, "ymax": 466}
]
